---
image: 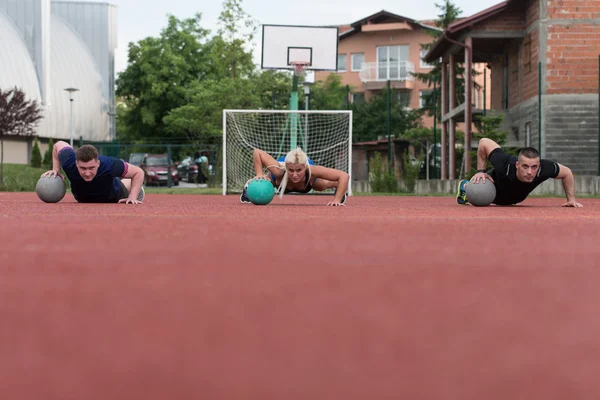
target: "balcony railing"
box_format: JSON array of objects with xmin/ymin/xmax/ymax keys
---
[{"xmin": 359, "ymin": 61, "xmax": 415, "ymax": 83}]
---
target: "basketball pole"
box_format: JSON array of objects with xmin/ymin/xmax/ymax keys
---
[{"xmin": 289, "ymin": 73, "xmax": 300, "ymax": 151}]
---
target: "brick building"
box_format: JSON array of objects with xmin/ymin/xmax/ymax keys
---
[
  {"xmin": 315, "ymin": 10, "xmax": 490, "ymax": 130},
  {"xmin": 425, "ymin": 0, "xmax": 600, "ymax": 178}
]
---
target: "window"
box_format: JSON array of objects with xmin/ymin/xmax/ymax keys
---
[
  {"xmin": 396, "ymin": 90, "xmax": 410, "ymax": 108},
  {"xmin": 337, "ymin": 54, "xmax": 347, "ymax": 72},
  {"xmin": 420, "ymin": 90, "xmax": 434, "ymax": 108},
  {"xmin": 420, "ymin": 49, "xmax": 434, "ymax": 68},
  {"xmin": 352, "ymin": 92, "xmax": 365, "ymax": 104},
  {"xmin": 351, "ymin": 53, "xmax": 364, "ymax": 72},
  {"xmin": 377, "ymin": 45, "xmax": 409, "ymax": 80},
  {"xmin": 525, "ymin": 122, "xmax": 531, "ymax": 147}
]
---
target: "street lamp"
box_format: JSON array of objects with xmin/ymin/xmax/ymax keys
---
[
  {"xmin": 301, "ymin": 71, "xmax": 314, "ymax": 151},
  {"xmin": 303, "ymin": 81, "xmax": 312, "ymax": 111},
  {"xmin": 64, "ymin": 88, "xmax": 79, "ymax": 146}
]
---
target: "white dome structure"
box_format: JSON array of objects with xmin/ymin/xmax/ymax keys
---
[
  {"xmin": 0, "ymin": 12, "xmax": 42, "ymax": 103},
  {"xmin": 46, "ymin": 14, "xmax": 109, "ymax": 142},
  {"xmin": 0, "ymin": 0, "xmax": 117, "ymax": 164}
]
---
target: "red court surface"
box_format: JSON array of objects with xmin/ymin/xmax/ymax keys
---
[{"xmin": 2, "ymin": 192, "xmax": 600, "ymax": 399}]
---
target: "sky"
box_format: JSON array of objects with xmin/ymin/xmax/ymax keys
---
[{"xmin": 100, "ymin": 0, "xmax": 504, "ymax": 74}]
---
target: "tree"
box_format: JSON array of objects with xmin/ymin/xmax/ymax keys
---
[
  {"xmin": 164, "ymin": 78, "xmax": 258, "ymax": 143},
  {"xmin": 164, "ymin": 69, "xmax": 292, "ymax": 143},
  {"xmin": 307, "ymin": 74, "xmax": 349, "ymax": 111},
  {"xmin": 252, "ymin": 70, "xmax": 292, "ymax": 110},
  {"xmin": 213, "ymin": 0, "xmax": 258, "ymax": 80},
  {"xmin": 116, "ymin": 13, "xmax": 211, "ymax": 142},
  {"xmin": 0, "ymin": 86, "xmax": 44, "ymax": 183},
  {"xmin": 116, "ymin": 2, "xmax": 261, "ymax": 144},
  {"xmin": 31, "ymin": 137, "xmax": 42, "ymax": 168},
  {"xmin": 351, "ymin": 89, "xmax": 424, "ymax": 143},
  {"xmin": 43, "ymin": 137, "xmax": 54, "ymax": 169}
]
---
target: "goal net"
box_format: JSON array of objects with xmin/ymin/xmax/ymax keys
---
[{"xmin": 222, "ymin": 109, "xmax": 353, "ymax": 195}]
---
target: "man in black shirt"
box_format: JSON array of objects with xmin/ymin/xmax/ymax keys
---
[{"xmin": 456, "ymin": 138, "xmax": 582, "ymax": 207}]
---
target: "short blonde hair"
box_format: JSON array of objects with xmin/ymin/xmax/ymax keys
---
[{"xmin": 277, "ymin": 147, "xmax": 311, "ymax": 199}]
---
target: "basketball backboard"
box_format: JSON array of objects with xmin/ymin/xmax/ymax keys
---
[{"xmin": 261, "ymin": 24, "xmax": 339, "ymax": 71}]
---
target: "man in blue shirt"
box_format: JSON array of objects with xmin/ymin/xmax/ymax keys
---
[{"xmin": 41, "ymin": 141, "xmax": 145, "ymax": 204}]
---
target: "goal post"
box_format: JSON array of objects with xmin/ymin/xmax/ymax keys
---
[{"xmin": 222, "ymin": 109, "xmax": 353, "ymax": 196}]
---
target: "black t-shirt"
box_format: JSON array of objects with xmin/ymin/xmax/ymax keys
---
[{"xmin": 487, "ymin": 148, "xmax": 560, "ymax": 205}]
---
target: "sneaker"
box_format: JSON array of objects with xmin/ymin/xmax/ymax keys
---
[
  {"xmin": 240, "ymin": 181, "xmax": 251, "ymax": 204},
  {"xmin": 456, "ymin": 179, "xmax": 469, "ymax": 205},
  {"xmin": 137, "ymin": 186, "xmax": 145, "ymax": 202}
]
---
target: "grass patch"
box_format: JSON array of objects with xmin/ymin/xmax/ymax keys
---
[
  {"xmin": 144, "ymin": 187, "xmax": 222, "ymax": 195},
  {"xmin": 0, "ymin": 163, "xmax": 49, "ymax": 192},
  {"xmin": 353, "ymin": 191, "xmax": 428, "ymax": 197}
]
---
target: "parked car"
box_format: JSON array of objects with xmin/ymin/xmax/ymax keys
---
[
  {"xmin": 128, "ymin": 153, "xmax": 145, "ymax": 167},
  {"xmin": 140, "ymin": 154, "xmax": 180, "ymax": 186}
]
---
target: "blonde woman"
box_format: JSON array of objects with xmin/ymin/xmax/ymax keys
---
[{"xmin": 241, "ymin": 147, "xmax": 349, "ymax": 206}]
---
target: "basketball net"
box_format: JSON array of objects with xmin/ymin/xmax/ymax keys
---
[{"xmin": 290, "ymin": 61, "xmax": 310, "ymax": 80}]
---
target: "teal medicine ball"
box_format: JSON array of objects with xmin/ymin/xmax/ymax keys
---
[
  {"xmin": 247, "ymin": 179, "xmax": 275, "ymax": 205},
  {"xmin": 36, "ymin": 176, "xmax": 66, "ymax": 203},
  {"xmin": 465, "ymin": 179, "xmax": 496, "ymax": 207}
]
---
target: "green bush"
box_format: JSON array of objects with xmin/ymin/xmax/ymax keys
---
[
  {"xmin": 31, "ymin": 138, "xmax": 42, "ymax": 168},
  {"xmin": 0, "ymin": 163, "xmax": 71, "ymax": 192},
  {"xmin": 1, "ymin": 163, "xmax": 44, "ymax": 191},
  {"xmin": 401, "ymin": 152, "xmax": 423, "ymax": 193},
  {"xmin": 43, "ymin": 138, "xmax": 54, "ymax": 169},
  {"xmin": 369, "ymin": 152, "xmax": 398, "ymax": 193}
]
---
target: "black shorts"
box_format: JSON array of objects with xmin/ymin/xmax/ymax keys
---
[{"xmin": 117, "ymin": 180, "xmax": 129, "ymax": 200}]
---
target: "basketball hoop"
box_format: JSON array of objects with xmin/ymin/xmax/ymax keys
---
[{"xmin": 290, "ymin": 61, "xmax": 310, "ymax": 77}]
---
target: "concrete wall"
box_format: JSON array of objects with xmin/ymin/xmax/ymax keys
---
[
  {"xmin": 2, "ymin": 137, "xmax": 51, "ymax": 165},
  {"xmin": 352, "ymin": 148, "xmax": 369, "ymax": 181},
  {"xmin": 2, "ymin": 139, "xmax": 30, "ymax": 164},
  {"xmin": 544, "ymin": 94, "xmax": 599, "ymax": 175},
  {"xmin": 501, "ymin": 96, "xmax": 540, "ymax": 148}
]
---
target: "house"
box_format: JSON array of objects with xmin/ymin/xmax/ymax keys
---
[
  {"xmin": 315, "ymin": 10, "xmax": 490, "ymax": 132},
  {"xmin": 424, "ymin": 0, "xmax": 600, "ymax": 178}
]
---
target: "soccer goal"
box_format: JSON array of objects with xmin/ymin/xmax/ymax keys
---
[{"xmin": 222, "ymin": 109, "xmax": 353, "ymax": 196}]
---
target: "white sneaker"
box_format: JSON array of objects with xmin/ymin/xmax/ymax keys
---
[{"xmin": 137, "ymin": 186, "xmax": 145, "ymax": 202}]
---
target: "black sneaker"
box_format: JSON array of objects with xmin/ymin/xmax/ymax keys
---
[{"xmin": 240, "ymin": 184, "xmax": 251, "ymax": 204}]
